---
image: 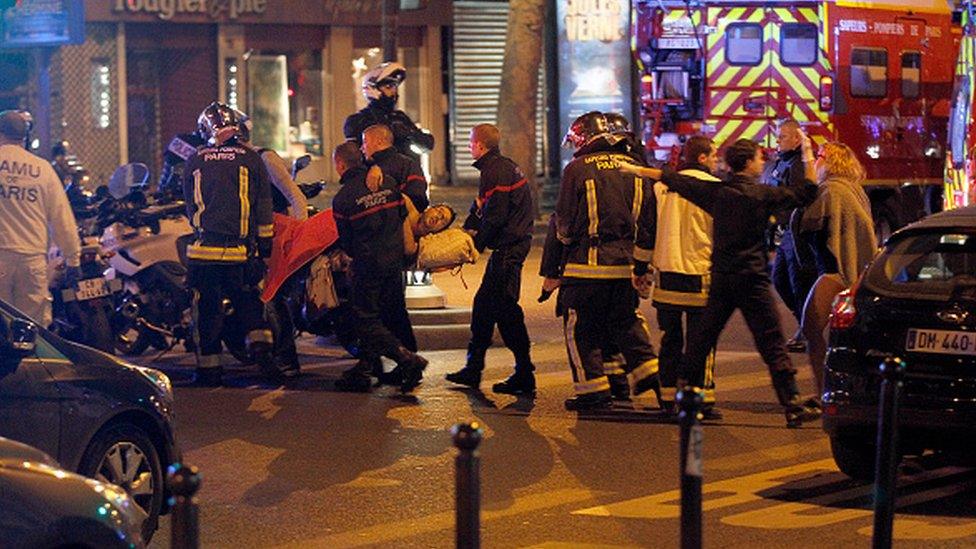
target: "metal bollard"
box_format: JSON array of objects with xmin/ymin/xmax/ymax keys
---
[
  {"xmin": 168, "ymin": 463, "xmax": 202, "ymax": 549},
  {"xmin": 873, "ymin": 357, "xmax": 906, "ymax": 549},
  {"xmin": 677, "ymin": 387, "xmax": 704, "ymax": 549},
  {"xmin": 452, "ymin": 422, "xmax": 483, "ymax": 549}
]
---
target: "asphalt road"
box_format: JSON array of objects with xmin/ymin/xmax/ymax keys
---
[{"xmin": 141, "ymin": 248, "xmax": 976, "ymax": 548}]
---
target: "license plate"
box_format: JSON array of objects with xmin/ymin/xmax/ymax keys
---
[
  {"xmin": 74, "ymin": 278, "xmax": 111, "ymax": 301},
  {"xmin": 905, "ymin": 328, "xmax": 976, "ymax": 356}
]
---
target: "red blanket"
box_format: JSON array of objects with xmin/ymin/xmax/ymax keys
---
[{"xmin": 261, "ymin": 210, "xmax": 339, "ymax": 302}]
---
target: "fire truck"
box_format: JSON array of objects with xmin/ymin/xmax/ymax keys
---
[
  {"xmin": 632, "ymin": 0, "xmax": 958, "ymax": 232},
  {"xmin": 945, "ymin": 0, "xmax": 975, "ymax": 209}
]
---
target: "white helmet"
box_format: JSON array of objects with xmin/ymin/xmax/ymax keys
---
[{"xmin": 361, "ymin": 62, "xmax": 406, "ymax": 101}]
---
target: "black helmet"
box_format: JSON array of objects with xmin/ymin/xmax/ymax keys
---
[
  {"xmin": 604, "ymin": 112, "xmax": 631, "ymax": 135},
  {"xmin": 562, "ymin": 111, "xmax": 610, "ymax": 149},
  {"xmin": 197, "ymin": 102, "xmax": 241, "ymax": 145}
]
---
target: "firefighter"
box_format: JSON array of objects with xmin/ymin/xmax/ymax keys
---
[
  {"xmin": 604, "ymin": 112, "xmax": 647, "ymax": 165},
  {"xmin": 343, "ymin": 62, "xmax": 434, "ymax": 161},
  {"xmin": 182, "ymin": 102, "xmax": 276, "ymax": 387},
  {"xmin": 651, "ymin": 135, "xmax": 722, "ymax": 417},
  {"xmin": 444, "ymin": 124, "xmax": 536, "ymax": 395},
  {"xmin": 330, "ymin": 141, "xmax": 428, "ymax": 394},
  {"xmin": 620, "ymin": 136, "xmax": 822, "ymax": 428},
  {"xmin": 764, "ymin": 118, "xmax": 817, "ymax": 353},
  {"xmin": 553, "ymin": 111, "xmax": 661, "ymax": 412},
  {"xmin": 361, "ymin": 123, "xmax": 430, "ymax": 213},
  {"xmin": 0, "ymin": 110, "xmax": 80, "ymax": 328}
]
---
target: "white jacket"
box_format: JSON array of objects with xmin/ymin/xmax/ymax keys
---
[
  {"xmin": 0, "ymin": 144, "xmax": 80, "ymax": 266},
  {"xmin": 651, "ymin": 168, "xmax": 721, "ymax": 307}
]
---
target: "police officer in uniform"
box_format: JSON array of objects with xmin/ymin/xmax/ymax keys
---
[
  {"xmin": 331, "ymin": 141, "xmax": 428, "ymax": 393},
  {"xmin": 182, "ymin": 102, "xmax": 276, "ymax": 386},
  {"xmin": 444, "ymin": 124, "xmax": 536, "ymax": 395},
  {"xmin": 552, "ymin": 111, "xmax": 662, "ymax": 411},
  {"xmin": 344, "ymin": 62, "xmax": 434, "ymax": 161},
  {"xmin": 0, "ymin": 110, "xmax": 81, "ymax": 327}
]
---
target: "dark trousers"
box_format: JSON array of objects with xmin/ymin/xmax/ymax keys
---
[
  {"xmin": 270, "ymin": 275, "xmax": 299, "ymax": 369},
  {"xmin": 384, "ymin": 273, "xmax": 417, "ymax": 352},
  {"xmin": 681, "ymin": 272, "xmax": 795, "ymax": 388},
  {"xmin": 562, "ymin": 279, "xmax": 658, "ymax": 397},
  {"xmin": 771, "ymin": 230, "xmax": 816, "ymax": 323},
  {"xmin": 188, "ymin": 262, "xmax": 271, "ymax": 369},
  {"xmin": 350, "ymin": 267, "xmax": 411, "ymax": 363},
  {"xmin": 656, "ymin": 305, "xmax": 715, "ymax": 404},
  {"xmin": 469, "ymin": 239, "xmax": 532, "ymax": 368}
]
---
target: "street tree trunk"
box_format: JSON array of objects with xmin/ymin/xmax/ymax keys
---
[{"xmin": 497, "ymin": 0, "xmax": 547, "ymax": 217}]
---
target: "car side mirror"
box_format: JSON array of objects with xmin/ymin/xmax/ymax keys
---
[
  {"xmin": 8, "ymin": 318, "xmax": 38, "ymax": 357},
  {"xmin": 292, "ymin": 155, "xmax": 312, "ymax": 179}
]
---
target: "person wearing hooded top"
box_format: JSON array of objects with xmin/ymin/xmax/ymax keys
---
[
  {"xmin": 343, "ymin": 62, "xmax": 434, "ymax": 161},
  {"xmin": 619, "ymin": 136, "xmax": 822, "ymax": 428},
  {"xmin": 550, "ymin": 111, "xmax": 662, "ymax": 412}
]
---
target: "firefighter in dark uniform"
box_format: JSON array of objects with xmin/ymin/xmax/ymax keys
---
[
  {"xmin": 182, "ymin": 102, "xmax": 275, "ymax": 386},
  {"xmin": 361, "ymin": 124, "xmax": 430, "ymax": 216},
  {"xmin": 553, "ymin": 111, "xmax": 662, "ymax": 411},
  {"xmin": 444, "ymin": 124, "xmax": 537, "ymax": 395},
  {"xmin": 330, "ymin": 141, "xmax": 428, "ymax": 393},
  {"xmin": 343, "ymin": 62, "xmax": 434, "ymax": 161}
]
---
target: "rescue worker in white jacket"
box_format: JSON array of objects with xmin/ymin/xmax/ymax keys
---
[
  {"xmin": 651, "ymin": 136, "xmax": 722, "ymax": 417},
  {"xmin": 0, "ymin": 110, "xmax": 81, "ymax": 327}
]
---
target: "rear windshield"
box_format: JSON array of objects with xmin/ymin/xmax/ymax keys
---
[{"xmin": 866, "ymin": 230, "xmax": 976, "ymax": 299}]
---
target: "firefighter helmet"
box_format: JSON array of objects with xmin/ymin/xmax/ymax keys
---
[
  {"xmin": 362, "ymin": 62, "xmax": 407, "ymax": 101},
  {"xmin": 604, "ymin": 112, "xmax": 631, "ymax": 135},
  {"xmin": 197, "ymin": 101, "xmax": 242, "ymax": 146},
  {"xmin": 562, "ymin": 111, "xmax": 610, "ymax": 149}
]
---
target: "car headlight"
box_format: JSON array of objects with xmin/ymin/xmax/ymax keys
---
[{"xmin": 133, "ymin": 365, "xmax": 173, "ymax": 400}]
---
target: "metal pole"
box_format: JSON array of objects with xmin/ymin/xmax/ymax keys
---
[
  {"xmin": 873, "ymin": 357, "xmax": 906, "ymax": 549},
  {"xmin": 381, "ymin": 0, "xmax": 399, "ymax": 62},
  {"xmin": 452, "ymin": 422, "xmax": 483, "ymax": 549},
  {"xmin": 168, "ymin": 463, "xmax": 202, "ymax": 549},
  {"xmin": 678, "ymin": 387, "xmax": 704, "ymax": 549},
  {"xmin": 33, "ymin": 48, "xmax": 53, "ymax": 157}
]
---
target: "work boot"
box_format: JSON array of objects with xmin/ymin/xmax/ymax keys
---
[
  {"xmin": 250, "ymin": 341, "xmax": 280, "ymax": 380},
  {"xmin": 609, "ymin": 374, "xmax": 631, "ymax": 401},
  {"xmin": 564, "ymin": 393, "xmax": 612, "ymax": 412},
  {"xmin": 633, "ymin": 372, "xmax": 663, "ymax": 405},
  {"xmin": 771, "ymin": 369, "xmax": 821, "ymax": 428},
  {"xmin": 492, "ymin": 369, "xmax": 536, "ymax": 396},
  {"xmin": 335, "ymin": 363, "xmax": 372, "ymax": 392},
  {"xmin": 369, "ymin": 357, "xmax": 403, "ymax": 386},
  {"xmin": 395, "ymin": 348, "xmax": 429, "ymax": 393},
  {"xmin": 445, "ymin": 344, "xmax": 486, "ymax": 388}
]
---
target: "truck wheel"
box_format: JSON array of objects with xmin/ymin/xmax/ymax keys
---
[{"xmin": 830, "ymin": 431, "xmax": 882, "ymax": 481}]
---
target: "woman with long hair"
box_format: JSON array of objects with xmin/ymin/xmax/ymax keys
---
[{"xmin": 798, "ymin": 141, "xmax": 877, "ymax": 398}]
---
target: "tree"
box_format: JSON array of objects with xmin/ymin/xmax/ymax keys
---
[{"xmin": 497, "ymin": 0, "xmax": 547, "ymax": 217}]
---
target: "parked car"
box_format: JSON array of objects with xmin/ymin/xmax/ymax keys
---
[
  {"xmin": 0, "ymin": 298, "xmax": 179, "ymax": 541},
  {"xmin": 823, "ymin": 205, "xmax": 976, "ymax": 480},
  {"xmin": 0, "ymin": 436, "xmax": 145, "ymax": 548}
]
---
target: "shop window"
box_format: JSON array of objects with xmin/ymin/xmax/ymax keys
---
[
  {"xmin": 90, "ymin": 59, "xmax": 111, "ymax": 129},
  {"xmin": 726, "ymin": 23, "xmax": 762, "ymax": 66},
  {"xmin": 781, "ymin": 24, "xmax": 817, "ymax": 66},
  {"xmin": 851, "ymin": 48, "xmax": 887, "ymax": 97},
  {"xmin": 225, "ymin": 58, "xmax": 241, "ymax": 111},
  {"xmin": 901, "ymin": 51, "xmax": 921, "ymax": 98},
  {"xmin": 247, "ymin": 50, "xmax": 323, "ymax": 158}
]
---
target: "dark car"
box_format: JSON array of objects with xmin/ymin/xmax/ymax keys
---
[
  {"xmin": 0, "ymin": 436, "xmax": 145, "ymax": 548},
  {"xmin": 0, "ymin": 298, "xmax": 179, "ymax": 541},
  {"xmin": 823, "ymin": 206, "xmax": 976, "ymax": 480}
]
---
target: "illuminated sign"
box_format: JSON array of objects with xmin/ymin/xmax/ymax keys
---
[
  {"xmin": 1, "ymin": 0, "xmax": 84, "ymax": 48},
  {"xmin": 557, "ymin": 0, "xmax": 632, "ymax": 167},
  {"xmin": 111, "ymin": 0, "xmax": 268, "ymax": 21}
]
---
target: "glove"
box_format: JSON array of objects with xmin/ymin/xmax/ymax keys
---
[{"xmin": 63, "ymin": 266, "xmax": 82, "ymax": 287}]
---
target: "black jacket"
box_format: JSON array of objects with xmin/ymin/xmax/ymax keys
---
[
  {"xmin": 369, "ymin": 146, "xmax": 429, "ymax": 211},
  {"xmin": 462, "ymin": 148, "xmax": 534, "ymax": 253},
  {"xmin": 343, "ymin": 103, "xmax": 435, "ymax": 159},
  {"xmin": 554, "ymin": 137, "xmax": 656, "ymax": 280},
  {"xmin": 332, "ymin": 165, "xmax": 405, "ymax": 272},
  {"xmin": 182, "ymin": 139, "xmax": 273, "ymax": 263},
  {"xmin": 660, "ymin": 170, "xmax": 818, "ymax": 276},
  {"xmin": 763, "ymin": 147, "xmax": 806, "ymax": 226}
]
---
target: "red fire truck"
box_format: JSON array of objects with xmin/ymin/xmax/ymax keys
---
[{"xmin": 632, "ymin": 0, "xmax": 959, "ymax": 232}]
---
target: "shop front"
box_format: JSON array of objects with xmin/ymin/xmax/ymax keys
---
[{"xmin": 45, "ymin": 0, "xmax": 450, "ymax": 186}]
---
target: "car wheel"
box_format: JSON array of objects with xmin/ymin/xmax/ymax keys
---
[
  {"xmin": 829, "ymin": 431, "xmax": 881, "ymax": 481},
  {"xmin": 78, "ymin": 423, "xmax": 164, "ymax": 542}
]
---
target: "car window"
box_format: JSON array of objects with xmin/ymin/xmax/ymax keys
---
[
  {"xmin": 868, "ymin": 231, "xmax": 976, "ymax": 297},
  {"xmin": 727, "ymin": 23, "xmax": 763, "ymax": 66},
  {"xmin": 33, "ymin": 334, "xmax": 69, "ymax": 362},
  {"xmin": 781, "ymin": 24, "xmax": 818, "ymax": 66},
  {"xmin": 851, "ymin": 47, "xmax": 887, "ymax": 97},
  {"xmin": 901, "ymin": 51, "xmax": 921, "ymax": 99}
]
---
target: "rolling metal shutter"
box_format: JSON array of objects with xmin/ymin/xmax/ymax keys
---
[{"xmin": 451, "ymin": 0, "xmax": 547, "ymax": 183}]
